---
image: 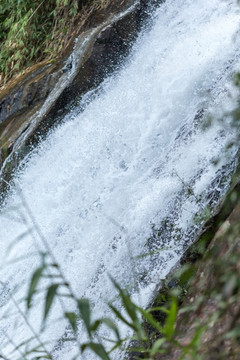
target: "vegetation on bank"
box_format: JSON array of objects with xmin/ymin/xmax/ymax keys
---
[{"xmin": 0, "ymin": 0, "xmax": 111, "ymax": 86}]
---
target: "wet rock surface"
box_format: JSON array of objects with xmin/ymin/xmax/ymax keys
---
[{"xmin": 0, "ymin": 63, "xmax": 58, "ymax": 125}]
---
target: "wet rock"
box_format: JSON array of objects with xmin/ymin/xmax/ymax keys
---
[
  {"xmin": 0, "ymin": 63, "xmax": 58, "ymax": 125},
  {"xmin": 44, "ymin": 8, "xmax": 140, "ymax": 124}
]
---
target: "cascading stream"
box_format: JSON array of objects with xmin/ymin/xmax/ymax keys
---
[{"xmin": 0, "ymin": 0, "xmax": 240, "ymax": 358}]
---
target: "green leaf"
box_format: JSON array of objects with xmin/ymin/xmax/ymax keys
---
[
  {"xmin": 26, "ymin": 265, "xmax": 45, "ymax": 309},
  {"xmin": 146, "ymin": 306, "xmax": 170, "ymax": 315},
  {"xmin": 91, "ymin": 318, "xmax": 120, "ymax": 341},
  {"xmin": 65, "ymin": 312, "xmax": 78, "ymax": 333},
  {"xmin": 77, "ymin": 298, "xmax": 91, "ymax": 338},
  {"xmin": 81, "ymin": 342, "xmax": 110, "ymax": 360},
  {"xmin": 137, "ymin": 306, "xmax": 164, "ymax": 334},
  {"xmin": 163, "ymin": 297, "xmax": 178, "ymax": 340},
  {"xmin": 150, "ymin": 338, "xmax": 166, "ymax": 356},
  {"xmin": 110, "ymin": 277, "xmax": 138, "ymax": 323},
  {"xmin": 43, "ymin": 284, "xmax": 59, "ymax": 322},
  {"xmin": 108, "ymin": 303, "xmax": 133, "ymax": 329}
]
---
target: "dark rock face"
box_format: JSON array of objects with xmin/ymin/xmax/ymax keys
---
[
  {"xmin": 39, "ymin": 8, "xmax": 140, "ymax": 133},
  {"xmin": 0, "ymin": 64, "xmax": 59, "ymax": 125},
  {"xmin": 0, "ymin": 62, "xmax": 62, "ymax": 160}
]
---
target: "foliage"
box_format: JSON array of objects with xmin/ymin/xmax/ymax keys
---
[{"xmin": 0, "ymin": 0, "xmax": 111, "ymax": 86}]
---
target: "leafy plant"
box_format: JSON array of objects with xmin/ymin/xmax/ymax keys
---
[{"xmin": 0, "ymin": 0, "xmax": 112, "ymax": 86}]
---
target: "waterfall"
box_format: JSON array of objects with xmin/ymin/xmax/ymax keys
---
[{"xmin": 0, "ymin": 0, "xmax": 240, "ymax": 359}]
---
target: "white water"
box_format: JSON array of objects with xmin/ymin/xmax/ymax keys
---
[{"xmin": 0, "ymin": 0, "xmax": 240, "ymax": 358}]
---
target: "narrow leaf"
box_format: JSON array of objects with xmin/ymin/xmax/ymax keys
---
[
  {"xmin": 137, "ymin": 306, "xmax": 164, "ymax": 333},
  {"xmin": 150, "ymin": 338, "xmax": 166, "ymax": 356},
  {"xmin": 108, "ymin": 304, "xmax": 134, "ymax": 329},
  {"xmin": 81, "ymin": 342, "xmax": 110, "ymax": 360},
  {"xmin": 27, "ymin": 265, "xmax": 45, "ymax": 309},
  {"xmin": 43, "ymin": 284, "xmax": 59, "ymax": 321},
  {"xmin": 146, "ymin": 306, "xmax": 170, "ymax": 314},
  {"xmin": 110, "ymin": 277, "xmax": 138, "ymax": 323},
  {"xmin": 77, "ymin": 298, "xmax": 91, "ymax": 338},
  {"xmin": 65, "ymin": 312, "xmax": 78, "ymax": 333},
  {"xmin": 163, "ymin": 297, "xmax": 178, "ymax": 340},
  {"xmin": 91, "ymin": 318, "xmax": 120, "ymax": 341}
]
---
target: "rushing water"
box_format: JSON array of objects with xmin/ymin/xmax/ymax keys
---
[{"xmin": 0, "ymin": 0, "xmax": 240, "ymax": 358}]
